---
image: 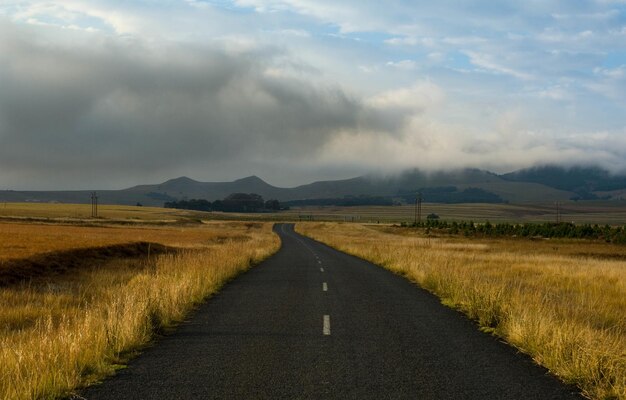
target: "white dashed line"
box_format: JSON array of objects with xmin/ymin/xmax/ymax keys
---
[
  {"xmin": 322, "ymin": 282, "xmax": 328, "ymax": 291},
  {"xmin": 323, "ymin": 315, "xmax": 331, "ymax": 335},
  {"xmin": 318, "ymin": 260, "xmax": 322, "ymax": 264},
  {"xmin": 320, "ymin": 267, "xmax": 324, "ymax": 272}
]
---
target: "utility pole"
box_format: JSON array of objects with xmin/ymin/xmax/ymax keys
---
[
  {"xmin": 418, "ymin": 193, "xmax": 422, "ymax": 224},
  {"xmin": 555, "ymin": 201, "xmax": 561, "ymax": 224},
  {"xmin": 91, "ymin": 191, "xmax": 98, "ymax": 218},
  {"xmin": 414, "ymin": 192, "xmax": 422, "ymax": 225}
]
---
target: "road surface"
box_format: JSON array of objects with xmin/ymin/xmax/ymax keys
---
[{"xmin": 81, "ymin": 223, "xmax": 582, "ymax": 399}]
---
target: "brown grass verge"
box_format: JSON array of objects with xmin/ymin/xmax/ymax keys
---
[
  {"xmin": 296, "ymin": 222, "xmax": 626, "ymax": 400},
  {"xmin": 0, "ymin": 221, "xmax": 280, "ymax": 400}
]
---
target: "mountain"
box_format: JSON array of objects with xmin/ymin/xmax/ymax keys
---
[
  {"xmin": 125, "ymin": 175, "xmax": 288, "ymax": 202},
  {"xmin": 502, "ymin": 165, "xmax": 626, "ymax": 200},
  {"xmin": 286, "ymin": 169, "xmax": 571, "ymax": 203},
  {"xmin": 1, "ymin": 166, "xmax": 625, "ymax": 206}
]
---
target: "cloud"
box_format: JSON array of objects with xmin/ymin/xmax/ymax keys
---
[
  {"xmin": 463, "ymin": 51, "xmax": 535, "ymax": 81},
  {"xmin": 0, "ymin": 20, "xmax": 419, "ymax": 188},
  {"xmin": 586, "ymin": 65, "xmax": 626, "ymax": 99},
  {"xmin": 319, "ymin": 116, "xmax": 626, "ymax": 176},
  {"xmin": 367, "ymin": 81, "xmax": 444, "ymax": 112},
  {"xmin": 8, "ymin": 1, "xmax": 144, "ymax": 34},
  {"xmin": 232, "ymin": 0, "xmax": 414, "ymax": 34},
  {"xmin": 385, "ymin": 60, "xmax": 418, "ymax": 70},
  {"xmin": 0, "ymin": 22, "xmax": 367, "ymax": 187},
  {"xmin": 385, "ymin": 36, "xmax": 435, "ymax": 47},
  {"xmin": 1, "ymin": 1, "xmax": 626, "ymax": 189}
]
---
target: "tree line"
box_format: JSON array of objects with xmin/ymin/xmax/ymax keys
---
[
  {"xmin": 164, "ymin": 193, "xmax": 286, "ymax": 213},
  {"xmin": 403, "ymin": 220, "xmax": 626, "ymax": 244}
]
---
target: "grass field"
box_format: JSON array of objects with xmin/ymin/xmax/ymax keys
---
[
  {"xmin": 0, "ymin": 221, "xmax": 244, "ymax": 262},
  {"xmin": 296, "ymin": 222, "xmax": 626, "ymax": 400},
  {"xmin": 4, "ymin": 201, "xmax": 626, "ymax": 225},
  {"xmin": 0, "ymin": 202, "xmax": 206, "ymax": 222},
  {"xmin": 285, "ymin": 202, "xmax": 626, "ymax": 225},
  {"xmin": 3, "ymin": 201, "xmax": 626, "ymax": 398},
  {"xmin": 0, "ymin": 217, "xmax": 279, "ymax": 400}
]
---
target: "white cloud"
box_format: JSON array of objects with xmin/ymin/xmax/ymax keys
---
[
  {"xmin": 427, "ymin": 52, "xmax": 445, "ymax": 63},
  {"xmin": 233, "ymin": 0, "xmax": 374, "ymax": 32},
  {"xmin": 385, "ymin": 36, "xmax": 435, "ymax": 47},
  {"xmin": 463, "ymin": 51, "xmax": 535, "ymax": 81},
  {"xmin": 276, "ymin": 28, "xmax": 311, "ymax": 37},
  {"xmin": 386, "ymin": 60, "xmax": 417, "ymax": 70},
  {"xmin": 585, "ymin": 65, "xmax": 626, "ymax": 100},
  {"xmin": 367, "ymin": 81, "xmax": 445, "ymax": 113},
  {"xmin": 537, "ymin": 86, "xmax": 572, "ymax": 101},
  {"xmin": 441, "ymin": 36, "xmax": 488, "ymax": 46},
  {"xmin": 594, "ymin": 65, "xmax": 626, "ymax": 79},
  {"xmin": 10, "ymin": 1, "xmax": 144, "ymax": 35}
]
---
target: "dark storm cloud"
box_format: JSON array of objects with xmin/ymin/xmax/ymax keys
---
[{"xmin": 0, "ymin": 21, "xmax": 406, "ymax": 188}]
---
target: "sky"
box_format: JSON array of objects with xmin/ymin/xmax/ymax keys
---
[{"xmin": 1, "ymin": 1, "xmax": 626, "ymax": 189}]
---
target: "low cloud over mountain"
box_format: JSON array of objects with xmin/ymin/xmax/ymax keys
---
[{"xmin": 1, "ymin": 2, "xmax": 625, "ymax": 189}]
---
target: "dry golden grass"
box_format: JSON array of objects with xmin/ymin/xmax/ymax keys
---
[
  {"xmin": 0, "ymin": 221, "xmax": 246, "ymax": 262},
  {"xmin": 296, "ymin": 222, "xmax": 626, "ymax": 400},
  {"xmin": 7, "ymin": 200, "xmax": 626, "ymax": 225},
  {"xmin": 0, "ymin": 221, "xmax": 279, "ymax": 400},
  {"xmin": 0, "ymin": 202, "xmax": 193, "ymax": 221}
]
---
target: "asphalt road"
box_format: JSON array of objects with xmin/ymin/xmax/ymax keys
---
[{"xmin": 80, "ymin": 223, "xmax": 582, "ymax": 399}]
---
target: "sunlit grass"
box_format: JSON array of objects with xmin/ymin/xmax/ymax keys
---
[
  {"xmin": 0, "ymin": 221, "xmax": 279, "ymax": 400},
  {"xmin": 0, "ymin": 221, "xmax": 241, "ymax": 262},
  {"xmin": 297, "ymin": 222, "xmax": 626, "ymax": 400}
]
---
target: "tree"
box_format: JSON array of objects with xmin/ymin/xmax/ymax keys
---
[
  {"xmin": 223, "ymin": 193, "xmax": 264, "ymax": 212},
  {"xmin": 163, "ymin": 193, "xmax": 284, "ymax": 213},
  {"xmin": 265, "ymin": 199, "xmax": 281, "ymax": 210}
]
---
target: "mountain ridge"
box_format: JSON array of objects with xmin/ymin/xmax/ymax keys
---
[{"xmin": 2, "ymin": 166, "xmax": 625, "ymax": 206}]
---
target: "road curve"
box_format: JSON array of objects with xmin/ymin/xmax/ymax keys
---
[{"xmin": 80, "ymin": 223, "xmax": 582, "ymax": 399}]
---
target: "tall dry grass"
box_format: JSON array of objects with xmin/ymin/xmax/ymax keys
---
[
  {"xmin": 0, "ymin": 221, "xmax": 241, "ymax": 262},
  {"xmin": 297, "ymin": 222, "xmax": 626, "ymax": 400},
  {"xmin": 0, "ymin": 222, "xmax": 279, "ymax": 400}
]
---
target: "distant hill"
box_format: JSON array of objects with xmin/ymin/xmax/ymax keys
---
[
  {"xmin": 125, "ymin": 175, "xmax": 288, "ymax": 203},
  {"xmin": 502, "ymin": 165, "xmax": 626, "ymax": 200},
  {"xmin": 1, "ymin": 165, "xmax": 625, "ymax": 206},
  {"xmin": 121, "ymin": 168, "xmax": 575, "ymax": 205}
]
